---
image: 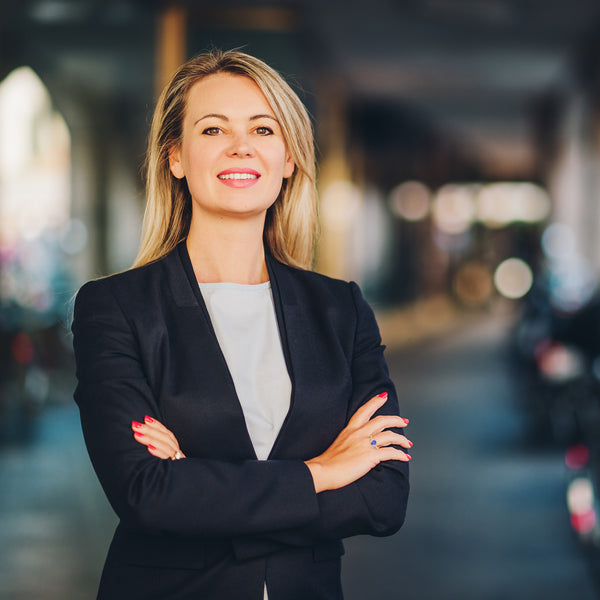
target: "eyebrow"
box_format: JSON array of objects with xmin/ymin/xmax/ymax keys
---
[{"xmin": 194, "ymin": 113, "xmax": 278, "ymax": 126}]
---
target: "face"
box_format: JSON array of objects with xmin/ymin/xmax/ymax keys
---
[{"xmin": 168, "ymin": 73, "xmax": 295, "ymax": 222}]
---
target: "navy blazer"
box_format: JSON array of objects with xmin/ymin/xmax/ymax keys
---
[{"xmin": 72, "ymin": 241, "xmax": 409, "ymax": 600}]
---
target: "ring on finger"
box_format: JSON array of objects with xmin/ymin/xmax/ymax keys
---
[
  {"xmin": 369, "ymin": 435, "xmax": 379, "ymax": 449},
  {"xmin": 171, "ymin": 450, "xmax": 183, "ymax": 460}
]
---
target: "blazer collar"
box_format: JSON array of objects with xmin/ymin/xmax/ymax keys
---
[{"xmin": 166, "ymin": 239, "xmax": 297, "ymax": 309}]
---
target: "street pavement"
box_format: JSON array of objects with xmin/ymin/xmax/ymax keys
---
[{"xmin": 342, "ymin": 314, "xmax": 598, "ymax": 599}]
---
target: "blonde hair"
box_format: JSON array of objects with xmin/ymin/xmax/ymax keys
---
[{"xmin": 133, "ymin": 49, "xmax": 318, "ymax": 270}]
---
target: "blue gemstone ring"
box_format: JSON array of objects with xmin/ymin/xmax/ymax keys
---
[{"xmin": 369, "ymin": 435, "xmax": 378, "ymax": 449}]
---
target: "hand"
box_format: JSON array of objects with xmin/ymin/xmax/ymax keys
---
[
  {"xmin": 131, "ymin": 415, "xmax": 186, "ymax": 460},
  {"xmin": 304, "ymin": 392, "xmax": 411, "ymax": 493}
]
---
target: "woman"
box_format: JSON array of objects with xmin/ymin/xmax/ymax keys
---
[{"xmin": 72, "ymin": 50, "xmax": 411, "ymax": 600}]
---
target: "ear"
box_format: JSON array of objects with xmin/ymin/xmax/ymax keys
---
[
  {"xmin": 283, "ymin": 149, "xmax": 295, "ymax": 179},
  {"xmin": 168, "ymin": 145, "xmax": 185, "ymax": 179}
]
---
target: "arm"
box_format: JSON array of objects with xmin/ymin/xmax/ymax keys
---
[
  {"xmin": 72, "ymin": 278, "xmax": 320, "ymax": 538},
  {"xmin": 283, "ymin": 281, "xmax": 411, "ymax": 540},
  {"xmin": 131, "ymin": 281, "xmax": 410, "ymax": 552}
]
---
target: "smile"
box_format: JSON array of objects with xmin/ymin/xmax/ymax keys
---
[{"xmin": 217, "ymin": 173, "xmax": 259, "ymax": 180}]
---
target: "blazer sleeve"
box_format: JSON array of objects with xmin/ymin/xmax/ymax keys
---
[
  {"xmin": 233, "ymin": 282, "xmax": 409, "ymax": 557},
  {"xmin": 309, "ymin": 281, "xmax": 410, "ymax": 539},
  {"xmin": 72, "ymin": 278, "xmax": 320, "ymax": 538}
]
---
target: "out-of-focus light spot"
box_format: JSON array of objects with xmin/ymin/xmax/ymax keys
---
[
  {"xmin": 565, "ymin": 444, "xmax": 590, "ymax": 470},
  {"xmin": 476, "ymin": 183, "xmax": 513, "ymax": 228},
  {"xmin": 541, "ymin": 223, "xmax": 575, "ymax": 260},
  {"xmin": 535, "ymin": 342, "xmax": 584, "ymax": 382},
  {"xmin": 432, "ymin": 184, "xmax": 476, "ymax": 234},
  {"xmin": 452, "ymin": 260, "xmax": 493, "ymax": 306},
  {"xmin": 59, "ymin": 219, "xmax": 88, "ymax": 255},
  {"xmin": 546, "ymin": 255, "xmax": 596, "ymax": 313},
  {"xmin": 568, "ymin": 478, "xmax": 594, "ymax": 514},
  {"xmin": 11, "ymin": 332, "xmax": 35, "ymax": 366},
  {"xmin": 28, "ymin": 1, "xmax": 88, "ymax": 23},
  {"xmin": 493, "ymin": 258, "xmax": 533, "ymax": 299},
  {"xmin": 567, "ymin": 477, "xmax": 596, "ymax": 534},
  {"xmin": 513, "ymin": 183, "xmax": 551, "ymax": 223},
  {"xmin": 389, "ymin": 181, "xmax": 431, "ymax": 221},
  {"xmin": 476, "ymin": 182, "xmax": 550, "ymax": 227},
  {"xmin": 320, "ymin": 180, "xmax": 361, "ymax": 231}
]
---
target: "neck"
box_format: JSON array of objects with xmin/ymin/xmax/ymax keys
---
[{"xmin": 186, "ymin": 213, "xmax": 269, "ymax": 284}]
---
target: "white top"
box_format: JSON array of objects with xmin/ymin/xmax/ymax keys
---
[{"xmin": 198, "ymin": 281, "xmax": 291, "ymax": 461}]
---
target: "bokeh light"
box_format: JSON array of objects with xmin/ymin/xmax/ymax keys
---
[
  {"xmin": 493, "ymin": 258, "xmax": 533, "ymax": 299},
  {"xmin": 541, "ymin": 223, "xmax": 575, "ymax": 260},
  {"xmin": 476, "ymin": 182, "xmax": 550, "ymax": 228},
  {"xmin": 432, "ymin": 184, "xmax": 476, "ymax": 234},
  {"xmin": 320, "ymin": 180, "xmax": 362, "ymax": 231},
  {"xmin": 389, "ymin": 181, "xmax": 431, "ymax": 221},
  {"xmin": 452, "ymin": 260, "xmax": 494, "ymax": 306}
]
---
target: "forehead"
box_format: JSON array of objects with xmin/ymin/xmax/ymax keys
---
[{"xmin": 185, "ymin": 73, "xmax": 275, "ymax": 117}]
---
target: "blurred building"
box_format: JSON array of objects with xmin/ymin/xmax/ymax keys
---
[{"xmin": 1, "ymin": 0, "xmax": 600, "ymax": 308}]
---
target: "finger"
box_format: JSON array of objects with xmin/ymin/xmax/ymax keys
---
[
  {"xmin": 132, "ymin": 428, "xmax": 174, "ymax": 452},
  {"xmin": 146, "ymin": 443, "xmax": 173, "ymax": 460},
  {"xmin": 142, "ymin": 417, "xmax": 180, "ymax": 446},
  {"xmin": 132, "ymin": 421, "xmax": 175, "ymax": 448},
  {"xmin": 137, "ymin": 434, "xmax": 183, "ymax": 460},
  {"xmin": 369, "ymin": 430, "xmax": 413, "ymax": 450},
  {"xmin": 366, "ymin": 414, "xmax": 409, "ymax": 433},
  {"xmin": 144, "ymin": 415, "xmax": 179, "ymax": 446},
  {"xmin": 349, "ymin": 393, "xmax": 389, "ymax": 426},
  {"xmin": 375, "ymin": 447, "xmax": 412, "ymax": 462},
  {"xmin": 132, "ymin": 422, "xmax": 181, "ymax": 458}
]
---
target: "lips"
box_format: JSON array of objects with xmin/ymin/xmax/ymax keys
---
[{"xmin": 217, "ymin": 168, "xmax": 261, "ymax": 188}]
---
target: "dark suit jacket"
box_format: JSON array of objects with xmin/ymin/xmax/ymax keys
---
[{"xmin": 72, "ymin": 241, "xmax": 409, "ymax": 600}]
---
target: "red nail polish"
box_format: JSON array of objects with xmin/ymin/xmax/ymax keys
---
[
  {"xmin": 377, "ymin": 392, "xmax": 388, "ymax": 398},
  {"xmin": 403, "ymin": 418, "xmax": 410, "ymax": 425},
  {"xmin": 408, "ymin": 441, "xmax": 413, "ymax": 447},
  {"xmin": 406, "ymin": 454, "xmax": 412, "ymax": 460},
  {"xmin": 148, "ymin": 444, "xmax": 156, "ymax": 450},
  {"xmin": 132, "ymin": 421, "xmax": 143, "ymax": 429},
  {"xmin": 145, "ymin": 416, "xmax": 154, "ymax": 424},
  {"xmin": 134, "ymin": 432, "xmax": 144, "ymax": 437}
]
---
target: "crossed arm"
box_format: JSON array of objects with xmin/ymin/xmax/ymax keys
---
[
  {"xmin": 131, "ymin": 392, "xmax": 412, "ymax": 493},
  {"xmin": 73, "ymin": 277, "xmax": 411, "ymax": 544}
]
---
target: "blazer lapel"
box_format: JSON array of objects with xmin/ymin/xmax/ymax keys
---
[
  {"xmin": 265, "ymin": 255, "xmax": 305, "ymax": 459},
  {"xmin": 163, "ymin": 241, "xmax": 257, "ymax": 459}
]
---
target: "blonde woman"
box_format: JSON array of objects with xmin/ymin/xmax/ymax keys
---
[{"xmin": 72, "ymin": 50, "xmax": 411, "ymax": 600}]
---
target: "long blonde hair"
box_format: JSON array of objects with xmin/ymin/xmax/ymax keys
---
[{"xmin": 133, "ymin": 50, "xmax": 318, "ymax": 270}]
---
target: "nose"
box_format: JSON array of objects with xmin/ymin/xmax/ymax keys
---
[{"xmin": 227, "ymin": 131, "xmax": 255, "ymax": 158}]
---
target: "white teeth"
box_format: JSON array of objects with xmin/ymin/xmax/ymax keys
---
[{"xmin": 218, "ymin": 173, "xmax": 259, "ymax": 180}]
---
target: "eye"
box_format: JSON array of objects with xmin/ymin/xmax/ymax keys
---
[
  {"xmin": 202, "ymin": 127, "xmax": 222, "ymax": 135},
  {"xmin": 255, "ymin": 126, "xmax": 274, "ymax": 136}
]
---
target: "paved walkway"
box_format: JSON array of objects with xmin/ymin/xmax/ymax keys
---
[{"xmin": 343, "ymin": 315, "xmax": 598, "ymax": 599}]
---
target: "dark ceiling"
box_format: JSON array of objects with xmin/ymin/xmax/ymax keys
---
[{"xmin": 3, "ymin": 0, "xmax": 600, "ymax": 177}]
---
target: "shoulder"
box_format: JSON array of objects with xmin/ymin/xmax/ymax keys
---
[
  {"xmin": 268, "ymin": 257, "xmax": 368, "ymax": 314},
  {"xmin": 75, "ymin": 250, "xmax": 175, "ymax": 316}
]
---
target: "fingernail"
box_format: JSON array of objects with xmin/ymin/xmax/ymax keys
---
[
  {"xmin": 145, "ymin": 416, "xmax": 154, "ymax": 424},
  {"xmin": 134, "ymin": 432, "xmax": 144, "ymax": 437},
  {"xmin": 406, "ymin": 454, "xmax": 412, "ymax": 460},
  {"xmin": 132, "ymin": 421, "xmax": 143, "ymax": 429},
  {"xmin": 403, "ymin": 418, "xmax": 410, "ymax": 425},
  {"xmin": 408, "ymin": 441, "xmax": 413, "ymax": 447},
  {"xmin": 148, "ymin": 444, "xmax": 156, "ymax": 450},
  {"xmin": 377, "ymin": 392, "xmax": 388, "ymax": 399}
]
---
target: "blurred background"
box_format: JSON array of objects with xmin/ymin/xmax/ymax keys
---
[{"xmin": 2, "ymin": 0, "xmax": 600, "ymax": 598}]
